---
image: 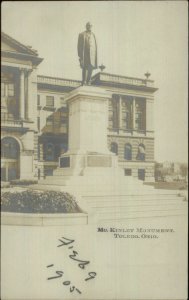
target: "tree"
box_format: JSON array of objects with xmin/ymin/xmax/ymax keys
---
[{"xmin": 180, "ymin": 163, "xmax": 188, "ymax": 181}]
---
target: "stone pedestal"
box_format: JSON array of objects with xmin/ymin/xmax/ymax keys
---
[
  {"xmin": 40, "ymin": 85, "xmax": 145, "ymax": 194},
  {"xmin": 57, "ymin": 86, "xmax": 118, "ymax": 177}
]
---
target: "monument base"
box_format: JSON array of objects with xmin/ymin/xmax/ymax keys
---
[{"xmin": 39, "ymin": 85, "xmax": 153, "ymax": 201}]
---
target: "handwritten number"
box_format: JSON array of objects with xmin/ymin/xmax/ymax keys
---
[
  {"xmin": 75, "ymin": 288, "xmax": 82, "ymax": 294},
  {"xmin": 57, "ymin": 237, "xmax": 75, "ymax": 247},
  {"xmin": 69, "ymin": 250, "xmax": 90, "ymax": 269},
  {"xmin": 85, "ymin": 272, "xmax": 97, "ymax": 281},
  {"xmin": 63, "ymin": 281, "xmax": 71, "ymax": 285},
  {"xmin": 69, "ymin": 250, "xmax": 78, "ymax": 258},
  {"xmin": 48, "ymin": 237, "xmax": 93, "ymax": 293},
  {"xmin": 48, "ymin": 271, "xmax": 64, "ymax": 280},
  {"xmin": 70, "ymin": 285, "xmax": 75, "ymax": 292},
  {"xmin": 78, "ymin": 261, "xmax": 90, "ymax": 269},
  {"xmin": 46, "ymin": 264, "xmax": 54, "ymax": 268}
]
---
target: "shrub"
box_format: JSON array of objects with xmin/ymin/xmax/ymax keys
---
[
  {"xmin": 1, "ymin": 182, "xmax": 10, "ymax": 188},
  {"xmin": 1, "ymin": 190, "xmax": 82, "ymax": 213},
  {"xmin": 10, "ymin": 179, "xmax": 38, "ymax": 186}
]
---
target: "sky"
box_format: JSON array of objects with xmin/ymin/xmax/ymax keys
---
[{"xmin": 2, "ymin": 1, "xmax": 188, "ymax": 163}]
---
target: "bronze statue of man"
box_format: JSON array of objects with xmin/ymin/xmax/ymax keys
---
[{"xmin": 77, "ymin": 22, "xmax": 97, "ymax": 85}]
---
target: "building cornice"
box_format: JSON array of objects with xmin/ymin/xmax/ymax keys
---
[{"xmin": 2, "ymin": 50, "xmax": 43, "ymax": 66}]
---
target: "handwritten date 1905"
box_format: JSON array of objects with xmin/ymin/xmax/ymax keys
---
[{"xmin": 46, "ymin": 236, "xmax": 97, "ymax": 295}]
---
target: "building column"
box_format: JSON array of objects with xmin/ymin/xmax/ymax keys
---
[
  {"xmin": 26, "ymin": 70, "xmax": 32, "ymax": 120},
  {"xmin": 27, "ymin": 68, "xmax": 38, "ymax": 130},
  {"xmin": 146, "ymin": 98, "xmax": 154, "ymax": 131},
  {"xmin": 20, "ymin": 68, "xmax": 25, "ymax": 119},
  {"xmin": 119, "ymin": 95, "xmax": 122, "ymax": 129},
  {"xmin": 132, "ymin": 97, "xmax": 136, "ymax": 130}
]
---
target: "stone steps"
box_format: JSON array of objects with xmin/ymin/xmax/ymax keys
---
[
  {"xmin": 91, "ymin": 202, "xmax": 186, "ymax": 212},
  {"xmin": 83, "ymin": 192, "xmax": 187, "ymax": 223},
  {"xmin": 85, "ymin": 197, "xmax": 185, "ymax": 207},
  {"xmin": 94, "ymin": 207, "xmax": 187, "ymax": 223},
  {"xmin": 28, "ymin": 183, "xmax": 187, "ymax": 223},
  {"xmin": 39, "ymin": 176, "xmax": 144, "ymax": 187},
  {"xmin": 83, "ymin": 192, "xmax": 183, "ymax": 199}
]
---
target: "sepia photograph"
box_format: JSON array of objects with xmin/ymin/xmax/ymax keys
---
[{"xmin": 1, "ymin": 1, "xmax": 188, "ymax": 299}]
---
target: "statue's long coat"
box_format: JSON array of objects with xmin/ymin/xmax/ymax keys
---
[{"xmin": 77, "ymin": 31, "xmax": 97, "ymax": 69}]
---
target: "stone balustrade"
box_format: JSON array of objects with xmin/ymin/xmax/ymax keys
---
[
  {"xmin": 93, "ymin": 72, "xmax": 155, "ymax": 88},
  {"xmin": 37, "ymin": 75, "xmax": 81, "ymax": 87}
]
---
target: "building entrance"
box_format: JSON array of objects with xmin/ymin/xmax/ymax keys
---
[{"xmin": 1, "ymin": 137, "xmax": 20, "ymax": 181}]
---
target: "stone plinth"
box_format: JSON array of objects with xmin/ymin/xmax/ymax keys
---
[
  {"xmin": 39, "ymin": 85, "xmax": 144, "ymax": 195},
  {"xmin": 66, "ymin": 86, "xmax": 110, "ymax": 154},
  {"xmin": 57, "ymin": 85, "xmax": 118, "ymax": 176}
]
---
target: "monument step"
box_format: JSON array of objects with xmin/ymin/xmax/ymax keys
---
[
  {"xmin": 83, "ymin": 192, "xmax": 184, "ymax": 202},
  {"xmin": 94, "ymin": 208, "xmax": 187, "ymax": 223},
  {"xmin": 39, "ymin": 175, "xmax": 144, "ymax": 186},
  {"xmin": 85, "ymin": 198, "xmax": 185, "ymax": 208},
  {"xmin": 90, "ymin": 202, "xmax": 186, "ymax": 213}
]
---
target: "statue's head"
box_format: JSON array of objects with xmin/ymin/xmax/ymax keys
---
[{"xmin": 86, "ymin": 22, "xmax": 92, "ymax": 32}]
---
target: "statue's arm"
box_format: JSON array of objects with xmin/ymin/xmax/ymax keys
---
[
  {"xmin": 77, "ymin": 33, "xmax": 83, "ymax": 59},
  {"xmin": 78, "ymin": 33, "xmax": 84, "ymax": 68}
]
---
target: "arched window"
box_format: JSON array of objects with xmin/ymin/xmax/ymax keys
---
[
  {"xmin": 1, "ymin": 137, "xmax": 20, "ymax": 159},
  {"xmin": 136, "ymin": 144, "xmax": 145, "ymax": 161},
  {"xmin": 45, "ymin": 143, "xmax": 55, "ymax": 161},
  {"xmin": 110, "ymin": 142, "xmax": 118, "ymax": 155},
  {"xmin": 124, "ymin": 143, "xmax": 132, "ymax": 160}
]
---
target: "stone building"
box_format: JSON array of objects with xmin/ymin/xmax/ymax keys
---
[{"xmin": 1, "ymin": 32, "xmax": 157, "ymax": 182}]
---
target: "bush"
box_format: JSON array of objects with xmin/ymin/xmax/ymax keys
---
[
  {"xmin": 1, "ymin": 182, "xmax": 10, "ymax": 188},
  {"xmin": 1, "ymin": 190, "xmax": 82, "ymax": 213},
  {"xmin": 11, "ymin": 179, "xmax": 38, "ymax": 186},
  {"xmin": 179, "ymin": 185, "xmax": 187, "ymax": 190}
]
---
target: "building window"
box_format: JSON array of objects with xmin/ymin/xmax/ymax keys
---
[
  {"xmin": 45, "ymin": 143, "xmax": 55, "ymax": 161},
  {"xmin": 37, "ymin": 144, "xmax": 41, "ymax": 160},
  {"xmin": 37, "ymin": 95, "xmax": 40, "ymax": 106},
  {"xmin": 122, "ymin": 99, "xmax": 132, "ymax": 130},
  {"xmin": 38, "ymin": 169, "xmax": 41, "ymax": 179},
  {"xmin": 109, "ymin": 97, "xmax": 119, "ymax": 129},
  {"xmin": 45, "ymin": 168, "xmax": 54, "ymax": 176},
  {"xmin": 1, "ymin": 137, "xmax": 19, "ymax": 159},
  {"xmin": 135, "ymin": 101, "xmax": 146, "ymax": 130},
  {"xmin": 136, "ymin": 144, "xmax": 145, "ymax": 161},
  {"xmin": 138, "ymin": 169, "xmax": 145, "ymax": 181},
  {"xmin": 60, "ymin": 115, "xmax": 67, "ymax": 124},
  {"xmin": 60, "ymin": 97, "xmax": 65, "ymax": 106},
  {"xmin": 110, "ymin": 142, "xmax": 118, "ymax": 155},
  {"xmin": 37, "ymin": 117, "xmax": 40, "ymax": 131},
  {"xmin": 60, "ymin": 143, "xmax": 68, "ymax": 155},
  {"xmin": 125, "ymin": 169, "xmax": 132, "ymax": 176},
  {"xmin": 46, "ymin": 96, "xmax": 54, "ymax": 107},
  {"xmin": 124, "ymin": 143, "xmax": 132, "ymax": 160},
  {"xmin": 7, "ymin": 83, "xmax": 14, "ymax": 96}
]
